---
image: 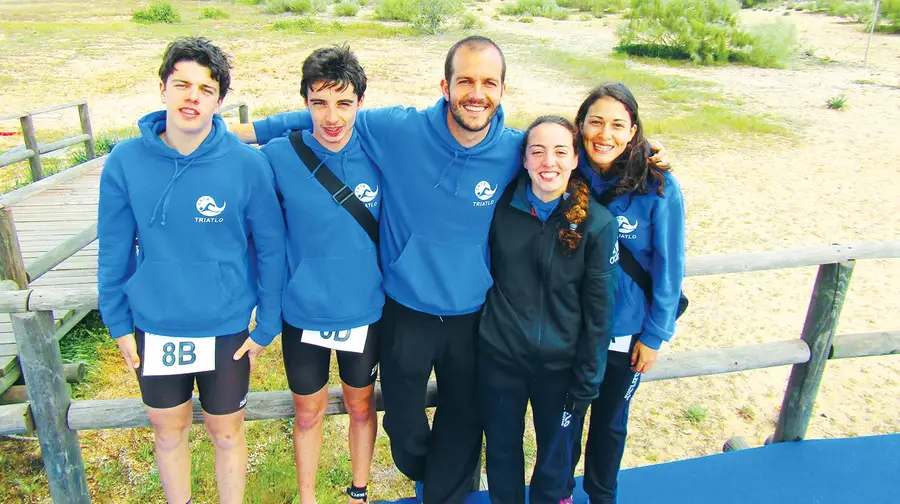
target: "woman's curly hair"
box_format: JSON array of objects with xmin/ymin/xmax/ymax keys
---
[{"xmin": 522, "ymin": 115, "xmax": 590, "ymax": 256}]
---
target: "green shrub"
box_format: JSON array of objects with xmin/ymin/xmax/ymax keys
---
[
  {"xmin": 132, "ymin": 1, "xmax": 181, "ymax": 23},
  {"xmin": 732, "ymin": 20, "xmax": 797, "ymax": 68},
  {"xmin": 615, "ymin": 0, "xmax": 800, "ymax": 66},
  {"xmin": 334, "ymin": 1, "xmax": 361, "ymax": 15},
  {"xmin": 519, "ymin": 15, "xmax": 535, "ymax": 21},
  {"xmin": 374, "ymin": 0, "xmax": 461, "ymax": 31},
  {"xmin": 459, "ymin": 11, "xmax": 484, "ymax": 28},
  {"xmin": 264, "ymin": 0, "xmax": 313, "ymax": 13},
  {"xmin": 200, "ymin": 7, "xmax": 232, "ymax": 19},
  {"xmin": 272, "ymin": 17, "xmax": 414, "ymax": 36},
  {"xmin": 374, "ymin": 0, "xmax": 418, "ymax": 20},
  {"xmin": 558, "ymin": 0, "xmax": 627, "ymax": 16},
  {"xmin": 412, "ymin": 0, "xmax": 463, "ymax": 33},
  {"xmin": 826, "ymin": 93, "xmax": 847, "ymax": 110},
  {"xmin": 501, "ymin": 0, "xmax": 569, "ymax": 19}
]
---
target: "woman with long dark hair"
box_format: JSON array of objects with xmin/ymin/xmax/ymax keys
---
[
  {"xmin": 568, "ymin": 82, "xmax": 686, "ymax": 503},
  {"xmin": 478, "ymin": 115, "xmax": 619, "ymax": 504}
]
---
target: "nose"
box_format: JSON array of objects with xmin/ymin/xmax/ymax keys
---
[
  {"xmin": 471, "ymin": 82, "xmax": 485, "ymax": 100},
  {"xmin": 186, "ymin": 86, "xmax": 199, "ymax": 102},
  {"xmin": 542, "ymin": 152, "xmax": 557, "ymax": 168},
  {"xmin": 324, "ymin": 105, "xmax": 338, "ymax": 124}
]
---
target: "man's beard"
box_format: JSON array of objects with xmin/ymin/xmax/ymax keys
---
[{"xmin": 449, "ymin": 99, "xmax": 497, "ymax": 133}]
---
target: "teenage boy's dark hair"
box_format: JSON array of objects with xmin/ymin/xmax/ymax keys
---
[
  {"xmin": 158, "ymin": 37, "xmax": 232, "ymax": 101},
  {"xmin": 300, "ymin": 45, "xmax": 367, "ymax": 101}
]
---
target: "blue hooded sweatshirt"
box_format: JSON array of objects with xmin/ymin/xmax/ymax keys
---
[
  {"xmin": 98, "ymin": 111, "xmax": 286, "ymax": 346},
  {"xmin": 578, "ymin": 154, "xmax": 686, "ymax": 350},
  {"xmin": 261, "ymin": 130, "xmax": 384, "ymax": 330},
  {"xmin": 254, "ymin": 98, "xmax": 524, "ymax": 316}
]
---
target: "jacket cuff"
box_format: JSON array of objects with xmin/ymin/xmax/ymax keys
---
[
  {"xmin": 249, "ymin": 327, "xmax": 277, "ymax": 347},
  {"xmin": 565, "ymin": 394, "xmax": 592, "ymax": 417},
  {"xmin": 639, "ymin": 331, "xmax": 664, "ymax": 351},
  {"xmin": 252, "ymin": 120, "xmax": 274, "ymax": 145},
  {"xmin": 109, "ymin": 319, "xmax": 134, "ymax": 339}
]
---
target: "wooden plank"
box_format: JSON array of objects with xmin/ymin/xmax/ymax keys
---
[
  {"xmin": 0, "ymin": 355, "xmax": 17, "ymax": 379},
  {"xmin": 775, "ymin": 261, "xmax": 855, "ymax": 443},
  {"xmin": 831, "ymin": 331, "xmax": 900, "ymax": 360},
  {"xmin": 0, "ymin": 403, "xmax": 33, "ymax": 435},
  {"xmin": 26, "ymin": 223, "xmax": 97, "ymax": 282},
  {"xmin": 688, "ymin": 242, "xmax": 900, "ymax": 277},
  {"xmin": 0, "ymin": 365, "xmax": 21, "ymax": 395},
  {"xmin": 78, "ymin": 103, "xmax": 96, "ymax": 161},
  {"xmin": 39, "ymin": 135, "xmax": 92, "ymax": 156},
  {"xmin": 11, "ymin": 310, "xmax": 90, "ymax": 501},
  {"xmin": 26, "ymin": 100, "xmax": 87, "ymax": 117},
  {"xmin": 0, "ymin": 156, "xmax": 105, "ymax": 207}
]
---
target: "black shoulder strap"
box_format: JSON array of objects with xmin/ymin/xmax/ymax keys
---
[
  {"xmin": 593, "ymin": 187, "xmax": 653, "ymax": 304},
  {"xmin": 288, "ymin": 132, "xmax": 379, "ymax": 245}
]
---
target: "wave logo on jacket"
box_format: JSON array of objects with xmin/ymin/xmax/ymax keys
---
[
  {"xmin": 617, "ymin": 216, "xmax": 638, "ymax": 236},
  {"xmin": 196, "ymin": 196, "xmax": 227, "ymax": 217},
  {"xmin": 354, "ymin": 183, "xmax": 379, "ymax": 203},
  {"xmin": 474, "ymin": 181, "xmax": 498, "ymax": 201}
]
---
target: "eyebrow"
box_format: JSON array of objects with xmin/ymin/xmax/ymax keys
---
[
  {"xmin": 172, "ymin": 79, "xmax": 218, "ymax": 92},
  {"xmin": 589, "ymin": 114, "xmax": 628, "ymax": 122}
]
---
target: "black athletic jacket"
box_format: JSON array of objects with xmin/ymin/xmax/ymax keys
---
[{"xmin": 479, "ymin": 173, "xmax": 619, "ymax": 413}]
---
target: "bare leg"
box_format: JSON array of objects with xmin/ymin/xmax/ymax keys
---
[
  {"xmin": 342, "ymin": 382, "xmax": 377, "ymax": 503},
  {"xmin": 203, "ymin": 409, "xmax": 248, "ymax": 504},
  {"xmin": 147, "ymin": 400, "xmax": 193, "ymax": 504},
  {"xmin": 292, "ymin": 386, "xmax": 329, "ymax": 504}
]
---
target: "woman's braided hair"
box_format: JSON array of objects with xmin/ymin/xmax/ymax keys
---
[{"xmin": 522, "ymin": 115, "xmax": 591, "ymax": 256}]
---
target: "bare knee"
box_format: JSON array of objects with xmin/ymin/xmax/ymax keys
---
[
  {"xmin": 293, "ymin": 395, "xmax": 327, "ymax": 432},
  {"xmin": 343, "ymin": 393, "xmax": 374, "ymax": 424},
  {"xmin": 148, "ymin": 409, "xmax": 192, "ymax": 451},
  {"xmin": 205, "ymin": 418, "xmax": 245, "ymax": 451}
]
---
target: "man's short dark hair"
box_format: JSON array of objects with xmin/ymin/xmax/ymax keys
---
[
  {"xmin": 300, "ymin": 45, "xmax": 367, "ymax": 101},
  {"xmin": 443, "ymin": 36, "xmax": 506, "ymax": 85},
  {"xmin": 158, "ymin": 37, "xmax": 232, "ymax": 100}
]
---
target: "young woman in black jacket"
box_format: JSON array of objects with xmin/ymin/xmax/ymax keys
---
[{"xmin": 478, "ymin": 115, "xmax": 619, "ymax": 504}]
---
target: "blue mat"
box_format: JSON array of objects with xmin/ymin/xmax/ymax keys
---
[{"xmin": 381, "ymin": 433, "xmax": 900, "ymax": 504}]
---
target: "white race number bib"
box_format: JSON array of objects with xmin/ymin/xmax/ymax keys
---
[
  {"xmin": 142, "ymin": 333, "xmax": 216, "ymax": 376},
  {"xmin": 608, "ymin": 335, "xmax": 633, "ymax": 353},
  {"xmin": 301, "ymin": 325, "xmax": 368, "ymax": 354}
]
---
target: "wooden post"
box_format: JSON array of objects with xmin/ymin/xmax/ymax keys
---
[
  {"xmin": 238, "ymin": 103, "xmax": 250, "ymax": 124},
  {"xmin": 11, "ymin": 310, "xmax": 90, "ymax": 503},
  {"xmin": 77, "ymin": 103, "xmax": 96, "ymax": 161},
  {"xmin": 0, "ymin": 204, "xmax": 28, "ymax": 288},
  {"xmin": 19, "ymin": 115, "xmax": 43, "ymax": 182},
  {"xmin": 774, "ymin": 261, "xmax": 855, "ymax": 443}
]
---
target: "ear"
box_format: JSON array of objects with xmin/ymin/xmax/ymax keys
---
[
  {"xmin": 628, "ymin": 124, "xmax": 637, "ymax": 143},
  {"xmin": 358, "ymin": 93, "xmax": 365, "ymax": 108},
  {"xmin": 440, "ymin": 78, "xmax": 450, "ymax": 101},
  {"xmin": 214, "ymin": 98, "xmax": 223, "ymax": 114},
  {"xmin": 159, "ymin": 81, "xmax": 166, "ymax": 104}
]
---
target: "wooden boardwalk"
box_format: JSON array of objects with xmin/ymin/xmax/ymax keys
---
[{"xmin": 0, "ymin": 157, "xmax": 104, "ymax": 392}]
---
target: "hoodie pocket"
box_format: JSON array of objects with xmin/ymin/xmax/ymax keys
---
[
  {"xmin": 389, "ymin": 234, "xmax": 492, "ymax": 313},
  {"xmin": 124, "ymin": 261, "xmax": 230, "ymax": 330},
  {"xmin": 284, "ymin": 251, "xmax": 383, "ymax": 322}
]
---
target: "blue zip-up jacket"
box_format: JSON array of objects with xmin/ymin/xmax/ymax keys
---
[
  {"xmin": 98, "ymin": 111, "xmax": 286, "ymax": 345},
  {"xmin": 254, "ymin": 98, "xmax": 524, "ymax": 316},
  {"xmin": 578, "ymin": 155, "xmax": 686, "ymax": 350},
  {"xmin": 261, "ymin": 130, "xmax": 384, "ymax": 330}
]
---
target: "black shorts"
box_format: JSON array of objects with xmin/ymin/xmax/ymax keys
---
[
  {"xmin": 135, "ymin": 328, "xmax": 250, "ymax": 416},
  {"xmin": 282, "ymin": 320, "xmax": 379, "ymax": 396}
]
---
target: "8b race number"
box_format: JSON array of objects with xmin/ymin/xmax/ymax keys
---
[{"xmin": 143, "ymin": 334, "xmax": 216, "ymax": 376}]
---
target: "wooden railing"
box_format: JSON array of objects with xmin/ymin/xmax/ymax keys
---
[
  {"xmin": 0, "ymin": 243, "xmax": 897, "ymax": 502},
  {"xmin": 0, "ymin": 101, "xmax": 96, "ymax": 182}
]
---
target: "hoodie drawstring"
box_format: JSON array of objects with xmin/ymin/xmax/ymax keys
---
[
  {"xmin": 454, "ymin": 154, "xmax": 471, "ymax": 196},
  {"xmin": 149, "ymin": 158, "xmax": 196, "ymax": 226},
  {"xmin": 434, "ymin": 150, "xmax": 459, "ymax": 190}
]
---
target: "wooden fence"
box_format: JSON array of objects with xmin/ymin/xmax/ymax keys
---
[
  {"xmin": 0, "ymin": 100, "xmax": 249, "ymax": 184},
  {"xmin": 0, "ymin": 241, "xmax": 897, "ymax": 502},
  {"xmin": 0, "ymin": 101, "xmax": 96, "ymax": 182}
]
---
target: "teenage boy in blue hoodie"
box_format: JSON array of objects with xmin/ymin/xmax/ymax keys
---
[
  {"xmin": 98, "ymin": 37, "xmax": 285, "ymax": 504},
  {"xmin": 232, "ymin": 36, "xmax": 667, "ymax": 504},
  {"xmin": 260, "ymin": 46, "xmax": 381, "ymax": 504}
]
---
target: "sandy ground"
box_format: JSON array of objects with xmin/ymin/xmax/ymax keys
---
[{"xmin": 1, "ymin": 0, "xmax": 899, "ymax": 494}]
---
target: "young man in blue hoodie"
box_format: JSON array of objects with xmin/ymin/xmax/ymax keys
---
[
  {"xmin": 98, "ymin": 37, "xmax": 285, "ymax": 504},
  {"xmin": 232, "ymin": 36, "xmax": 667, "ymax": 504},
  {"xmin": 260, "ymin": 46, "xmax": 381, "ymax": 504}
]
